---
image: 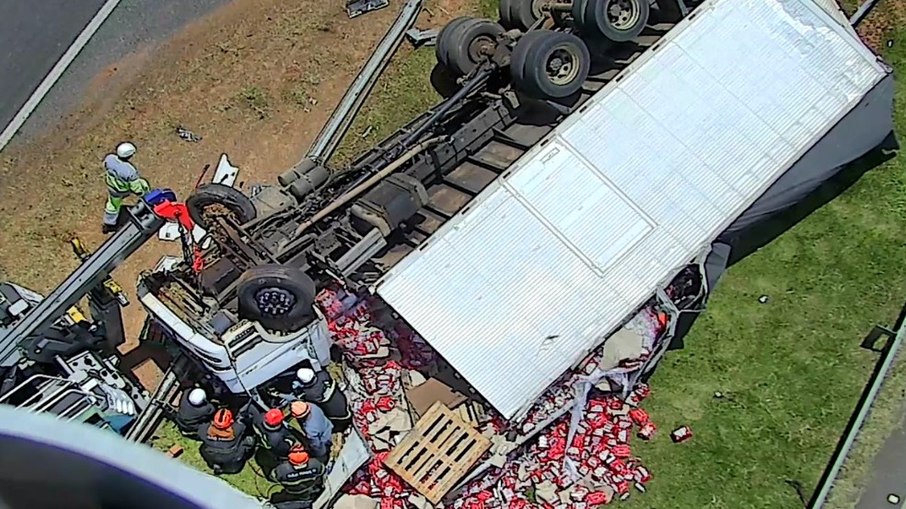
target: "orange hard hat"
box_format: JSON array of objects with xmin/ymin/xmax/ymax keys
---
[
  {"xmin": 290, "ymin": 401, "xmax": 310, "ymax": 419},
  {"xmin": 212, "ymin": 408, "xmax": 234, "ymax": 430},
  {"xmin": 288, "ymin": 445, "xmax": 310, "ymax": 466},
  {"xmin": 263, "ymin": 408, "xmax": 284, "ymax": 428}
]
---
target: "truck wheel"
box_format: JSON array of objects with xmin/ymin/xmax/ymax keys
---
[
  {"xmin": 430, "ymin": 63, "xmax": 461, "ymax": 98},
  {"xmin": 435, "ymin": 16, "xmax": 472, "ymax": 67},
  {"xmin": 583, "ymin": 0, "xmax": 649, "ymax": 42},
  {"xmin": 571, "ymin": 0, "xmax": 591, "ymax": 32},
  {"xmin": 508, "ymin": 30, "xmax": 547, "ymax": 90},
  {"xmin": 186, "ymin": 183, "xmax": 257, "ymax": 229},
  {"xmin": 511, "ymin": 30, "xmax": 590, "ymax": 100},
  {"xmin": 445, "ymin": 18, "xmax": 504, "ymax": 76},
  {"xmin": 237, "ymin": 264, "xmax": 316, "ymax": 333},
  {"xmin": 499, "ymin": 0, "xmax": 546, "ymax": 31}
]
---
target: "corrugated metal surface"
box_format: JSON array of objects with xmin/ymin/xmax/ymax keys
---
[{"xmin": 377, "ymin": 0, "xmax": 888, "ymax": 419}]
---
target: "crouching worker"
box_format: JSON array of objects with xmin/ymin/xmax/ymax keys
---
[
  {"xmin": 288, "ymin": 401, "xmax": 333, "ymax": 461},
  {"xmin": 253, "ymin": 408, "xmax": 300, "ymax": 479},
  {"xmin": 269, "ymin": 445, "xmax": 325, "ymax": 508},
  {"xmin": 174, "ymin": 387, "xmax": 215, "ymax": 438},
  {"xmin": 198, "ymin": 408, "xmax": 255, "ymax": 474}
]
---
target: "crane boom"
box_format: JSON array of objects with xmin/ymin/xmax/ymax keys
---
[{"xmin": 0, "ymin": 190, "xmax": 180, "ymax": 366}]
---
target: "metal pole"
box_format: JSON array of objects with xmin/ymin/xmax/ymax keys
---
[
  {"xmin": 307, "ymin": 0, "xmax": 424, "ymax": 164},
  {"xmin": 850, "ymin": 0, "xmax": 883, "ymax": 27},
  {"xmin": 810, "ymin": 315, "xmax": 906, "ymax": 508}
]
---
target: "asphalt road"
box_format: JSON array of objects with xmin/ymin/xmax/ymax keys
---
[
  {"xmin": 0, "ymin": 0, "xmax": 233, "ymax": 150},
  {"xmin": 856, "ymin": 417, "xmax": 906, "ymax": 508},
  {"xmin": 0, "ymin": 0, "xmax": 106, "ymax": 136}
]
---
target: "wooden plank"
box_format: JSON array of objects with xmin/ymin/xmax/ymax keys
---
[{"xmin": 384, "ymin": 402, "xmax": 492, "ymax": 504}]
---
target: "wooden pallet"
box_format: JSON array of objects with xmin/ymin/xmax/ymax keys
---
[{"xmin": 384, "ymin": 402, "xmax": 491, "ymax": 503}]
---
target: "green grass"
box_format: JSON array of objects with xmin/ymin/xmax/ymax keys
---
[
  {"xmin": 151, "ymin": 421, "xmax": 280, "ymax": 498},
  {"xmin": 331, "ymin": 0, "xmax": 500, "ymax": 164},
  {"xmin": 621, "ymin": 32, "xmax": 906, "ymax": 509}
]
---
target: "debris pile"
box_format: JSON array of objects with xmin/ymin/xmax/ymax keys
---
[
  {"xmin": 315, "ymin": 283, "xmax": 692, "ymax": 508},
  {"xmin": 451, "ymin": 391, "xmax": 655, "ymax": 508},
  {"xmin": 317, "ymin": 288, "xmax": 420, "ymax": 454},
  {"xmin": 344, "ymin": 452, "xmax": 417, "ymax": 508}
]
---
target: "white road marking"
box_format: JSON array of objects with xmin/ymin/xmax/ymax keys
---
[{"xmin": 0, "ymin": 0, "xmax": 123, "ymax": 153}]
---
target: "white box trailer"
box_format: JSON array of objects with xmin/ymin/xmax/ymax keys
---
[{"xmin": 375, "ymin": 0, "xmax": 893, "ymax": 420}]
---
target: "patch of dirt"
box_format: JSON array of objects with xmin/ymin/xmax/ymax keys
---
[
  {"xmin": 0, "ymin": 0, "xmax": 481, "ymax": 389},
  {"xmin": 853, "ymin": 0, "xmax": 906, "ymax": 51},
  {"xmin": 0, "ymin": 0, "xmax": 398, "ymax": 383},
  {"xmin": 0, "ymin": 0, "xmax": 476, "ymax": 387}
]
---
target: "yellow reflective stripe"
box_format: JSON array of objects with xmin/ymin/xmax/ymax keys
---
[{"xmin": 106, "ymin": 173, "xmax": 130, "ymax": 191}]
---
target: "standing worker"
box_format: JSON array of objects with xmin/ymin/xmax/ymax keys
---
[
  {"xmin": 270, "ymin": 445, "xmax": 325, "ymax": 508},
  {"xmin": 288, "ymin": 401, "xmax": 333, "ymax": 461},
  {"xmin": 174, "ymin": 387, "xmax": 215, "ymax": 438},
  {"xmin": 293, "ymin": 367, "xmax": 351, "ymax": 431},
  {"xmin": 198, "ymin": 408, "xmax": 256, "ymax": 474},
  {"xmin": 102, "ymin": 142, "xmax": 150, "ymax": 233}
]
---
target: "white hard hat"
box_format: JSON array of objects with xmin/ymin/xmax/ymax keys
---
[
  {"xmin": 296, "ymin": 368, "xmax": 316, "ymax": 384},
  {"xmin": 116, "ymin": 142, "xmax": 137, "ymax": 159},
  {"xmin": 187, "ymin": 388, "xmax": 207, "ymax": 406}
]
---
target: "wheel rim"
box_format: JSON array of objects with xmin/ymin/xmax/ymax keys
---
[
  {"xmin": 606, "ymin": 0, "xmax": 640, "ymax": 31},
  {"xmin": 546, "ymin": 45, "xmax": 581, "ymax": 86},
  {"xmin": 530, "ymin": 0, "xmax": 547, "ymax": 19},
  {"xmin": 255, "ymin": 287, "xmax": 297, "ymax": 316},
  {"xmin": 467, "ymin": 34, "xmax": 496, "ymax": 63}
]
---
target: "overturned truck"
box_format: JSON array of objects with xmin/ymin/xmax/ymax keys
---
[{"xmin": 139, "ymin": 0, "xmax": 893, "ymax": 502}]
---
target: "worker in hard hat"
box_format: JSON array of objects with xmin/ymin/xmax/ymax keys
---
[
  {"xmin": 198, "ymin": 408, "xmax": 255, "ymax": 475},
  {"xmin": 293, "ymin": 367, "xmax": 351, "ymax": 432},
  {"xmin": 174, "ymin": 387, "xmax": 216, "ymax": 438},
  {"xmin": 288, "ymin": 400, "xmax": 333, "ymax": 461},
  {"xmin": 252, "ymin": 407, "xmax": 301, "ymax": 480},
  {"xmin": 269, "ymin": 444, "xmax": 325, "ymax": 506},
  {"xmin": 102, "ymin": 142, "xmax": 151, "ymax": 234}
]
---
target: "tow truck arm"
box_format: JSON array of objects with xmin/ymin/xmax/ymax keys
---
[{"xmin": 0, "ymin": 189, "xmax": 192, "ymax": 367}]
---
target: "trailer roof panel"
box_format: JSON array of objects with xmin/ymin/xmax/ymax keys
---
[{"xmin": 377, "ymin": 0, "xmax": 887, "ymax": 419}]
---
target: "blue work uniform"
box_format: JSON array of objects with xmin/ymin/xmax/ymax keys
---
[
  {"xmin": 293, "ymin": 404, "xmax": 333, "ymax": 459},
  {"xmin": 103, "ymin": 154, "xmax": 150, "ymax": 227}
]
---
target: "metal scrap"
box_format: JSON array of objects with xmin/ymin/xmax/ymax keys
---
[
  {"xmin": 405, "ymin": 28, "xmax": 439, "ymax": 48},
  {"xmin": 175, "ymin": 126, "xmax": 202, "ymax": 142}
]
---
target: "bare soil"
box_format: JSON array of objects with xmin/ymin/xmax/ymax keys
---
[
  {"xmin": 0, "ymin": 0, "xmax": 476, "ymax": 388},
  {"xmin": 852, "ymin": 0, "xmax": 905, "ymax": 50}
]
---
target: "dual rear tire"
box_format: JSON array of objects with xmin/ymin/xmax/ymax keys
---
[
  {"xmin": 499, "ymin": 0, "xmax": 649, "ymax": 42},
  {"xmin": 510, "ymin": 30, "xmax": 590, "ymax": 100}
]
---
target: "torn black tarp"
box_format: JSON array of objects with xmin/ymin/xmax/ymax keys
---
[{"xmin": 665, "ymin": 72, "xmax": 898, "ymax": 353}]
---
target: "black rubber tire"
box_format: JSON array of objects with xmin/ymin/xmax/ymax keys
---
[
  {"xmin": 430, "ymin": 63, "xmax": 462, "ymax": 99},
  {"xmin": 435, "ymin": 16, "xmax": 472, "ymax": 67},
  {"xmin": 499, "ymin": 0, "xmax": 544, "ymax": 31},
  {"xmin": 509, "ymin": 30, "xmax": 548, "ymax": 92},
  {"xmin": 237, "ymin": 264, "xmax": 316, "ymax": 333},
  {"xmin": 510, "ymin": 30, "xmax": 590, "ymax": 100},
  {"xmin": 445, "ymin": 18, "xmax": 504, "ymax": 76},
  {"xmin": 186, "ymin": 183, "xmax": 257, "ymax": 229},
  {"xmin": 583, "ymin": 0, "xmax": 649, "ymax": 42},
  {"xmin": 571, "ymin": 0, "xmax": 591, "ymax": 32}
]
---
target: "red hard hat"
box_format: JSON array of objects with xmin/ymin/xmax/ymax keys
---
[
  {"xmin": 288, "ymin": 445, "xmax": 310, "ymax": 466},
  {"xmin": 263, "ymin": 408, "xmax": 284, "ymax": 428},
  {"xmin": 212, "ymin": 408, "xmax": 234, "ymax": 430}
]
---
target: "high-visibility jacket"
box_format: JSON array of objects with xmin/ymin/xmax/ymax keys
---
[{"xmin": 104, "ymin": 154, "xmax": 149, "ymax": 197}]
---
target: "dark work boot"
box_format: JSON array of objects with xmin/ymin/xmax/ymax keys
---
[{"xmin": 102, "ymin": 223, "xmax": 117, "ymax": 234}]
